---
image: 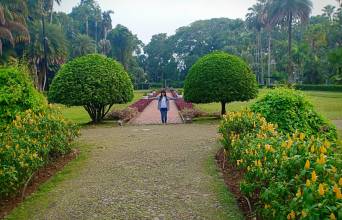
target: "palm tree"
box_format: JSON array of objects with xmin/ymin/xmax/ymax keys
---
[
  {"xmin": 246, "ymin": 1, "xmax": 265, "ymax": 84},
  {"xmin": 48, "ymin": 0, "xmax": 62, "ymax": 23},
  {"xmin": 269, "ymin": 0, "xmax": 313, "ymax": 83},
  {"xmin": 0, "ymin": 1, "xmax": 30, "ymax": 55},
  {"xmin": 322, "ymin": 5, "xmax": 336, "ymax": 21},
  {"xmin": 27, "ymin": 22, "xmax": 68, "ymax": 91},
  {"xmin": 71, "ymin": 34, "xmax": 95, "ymax": 58}
]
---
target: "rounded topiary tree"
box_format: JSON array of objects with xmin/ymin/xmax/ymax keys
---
[
  {"xmin": 0, "ymin": 66, "xmax": 46, "ymax": 126},
  {"xmin": 184, "ymin": 51, "xmax": 258, "ymax": 115},
  {"xmin": 48, "ymin": 54, "xmax": 134, "ymax": 123}
]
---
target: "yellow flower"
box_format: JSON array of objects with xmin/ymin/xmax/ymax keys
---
[
  {"xmin": 336, "ymin": 189, "xmax": 342, "ymax": 199},
  {"xmin": 310, "ymin": 145, "xmax": 315, "ymax": 153},
  {"xmin": 301, "ymin": 210, "xmax": 307, "ymax": 218},
  {"xmin": 236, "ymin": 159, "xmax": 243, "ymax": 166},
  {"xmin": 320, "ymin": 146, "xmax": 327, "ymax": 154},
  {"xmin": 264, "ymin": 204, "xmax": 271, "ymax": 209},
  {"xmin": 287, "ymin": 139, "xmax": 293, "ymax": 148},
  {"xmin": 296, "ymin": 187, "xmax": 302, "ymax": 198},
  {"xmin": 331, "ymin": 166, "xmax": 337, "ymax": 173},
  {"xmin": 287, "ymin": 210, "xmax": 296, "ymax": 220},
  {"xmin": 299, "ymin": 133, "xmax": 305, "ymax": 140},
  {"xmin": 333, "ymin": 184, "xmax": 339, "ymax": 193},
  {"xmin": 330, "ymin": 213, "xmax": 336, "ymax": 220},
  {"xmin": 316, "ymin": 154, "xmax": 326, "ymax": 165},
  {"xmin": 311, "ymin": 171, "xmax": 318, "ymax": 182},
  {"xmin": 339, "ymin": 177, "xmax": 342, "ymax": 186},
  {"xmin": 324, "ymin": 140, "xmax": 331, "ymax": 148},
  {"xmin": 306, "ymin": 179, "xmax": 311, "ymax": 187},
  {"xmin": 318, "ymin": 183, "xmax": 325, "ymax": 196},
  {"xmin": 304, "ymin": 160, "xmax": 310, "ymax": 170}
]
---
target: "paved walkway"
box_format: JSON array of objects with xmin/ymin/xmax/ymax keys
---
[
  {"xmin": 131, "ymin": 93, "xmax": 183, "ymax": 125},
  {"xmin": 7, "ymin": 125, "xmax": 243, "ymax": 219}
]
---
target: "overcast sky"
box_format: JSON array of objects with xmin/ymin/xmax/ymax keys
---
[{"xmin": 56, "ymin": 0, "xmax": 339, "ymax": 44}]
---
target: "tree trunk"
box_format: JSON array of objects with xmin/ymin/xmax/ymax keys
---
[
  {"xmin": 49, "ymin": 0, "xmax": 54, "ymax": 23},
  {"xmin": 41, "ymin": 15, "xmax": 49, "ymax": 91},
  {"xmin": 288, "ymin": 12, "xmax": 294, "ymax": 83},
  {"xmin": 257, "ymin": 31, "xmax": 264, "ymax": 85},
  {"xmin": 86, "ymin": 17, "xmax": 89, "ymax": 36},
  {"xmin": 221, "ymin": 101, "xmax": 226, "ymax": 115},
  {"xmin": 267, "ymin": 31, "xmax": 272, "ymax": 87}
]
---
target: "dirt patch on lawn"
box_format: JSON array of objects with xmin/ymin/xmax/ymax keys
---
[
  {"xmin": 216, "ymin": 148, "xmax": 258, "ymax": 220},
  {"xmin": 0, "ymin": 149, "xmax": 79, "ymax": 219}
]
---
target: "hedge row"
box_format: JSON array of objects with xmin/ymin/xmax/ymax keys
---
[{"xmin": 295, "ymin": 84, "xmax": 342, "ymax": 92}]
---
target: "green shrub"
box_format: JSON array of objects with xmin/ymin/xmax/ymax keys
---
[
  {"xmin": 251, "ymin": 88, "xmax": 337, "ymax": 140},
  {"xmin": 295, "ymin": 84, "xmax": 342, "ymax": 92},
  {"xmin": 48, "ymin": 54, "xmax": 134, "ymax": 123},
  {"xmin": 219, "ymin": 111, "xmax": 342, "ymax": 219},
  {"xmin": 0, "ymin": 67, "xmax": 46, "ymax": 126},
  {"xmin": 0, "ymin": 107, "xmax": 79, "ymax": 197},
  {"xmin": 184, "ymin": 51, "xmax": 258, "ymax": 114},
  {"xmin": 0, "ymin": 66, "xmax": 79, "ymax": 198}
]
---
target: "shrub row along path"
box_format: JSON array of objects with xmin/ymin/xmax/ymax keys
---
[
  {"xmin": 8, "ymin": 124, "xmax": 242, "ymax": 219},
  {"xmin": 131, "ymin": 92, "xmax": 183, "ymax": 125}
]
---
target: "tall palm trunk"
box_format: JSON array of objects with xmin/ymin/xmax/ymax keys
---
[
  {"xmin": 49, "ymin": 0, "xmax": 54, "ymax": 23},
  {"xmin": 257, "ymin": 30, "xmax": 264, "ymax": 85},
  {"xmin": 267, "ymin": 31, "xmax": 272, "ymax": 87},
  {"xmin": 288, "ymin": 11, "xmax": 293, "ymax": 83}
]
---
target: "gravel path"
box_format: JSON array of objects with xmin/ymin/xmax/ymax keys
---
[{"xmin": 11, "ymin": 124, "xmax": 241, "ymax": 219}]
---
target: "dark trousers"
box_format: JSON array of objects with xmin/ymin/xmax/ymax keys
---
[{"xmin": 160, "ymin": 108, "xmax": 168, "ymax": 123}]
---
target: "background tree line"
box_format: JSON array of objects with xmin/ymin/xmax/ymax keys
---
[{"xmin": 1, "ymin": 0, "xmax": 341, "ymax": 90}]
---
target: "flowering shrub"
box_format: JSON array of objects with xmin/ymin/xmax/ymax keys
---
[
  {"xmin": 105, "ymin": 107, "xmax": 138, "ymax": 122},
  {"xmin": 251, "ymin": 88, "xmax": 337, "ymax": 140},
  {"xmin": 219, "ymin": 110, "xmax": 342, "ymax": 219},
  {"xmin": 129, "ymin": 98, "xmax": 152, "ymax": 112},
  {"xmin": 0, "ymin": 107, "xmax": 79, "ymax": 197}
]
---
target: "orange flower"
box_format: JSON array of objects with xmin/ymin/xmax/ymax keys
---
[{"xmin": 304, "ymin": 160, "xmax": 310, "ymax": 170}]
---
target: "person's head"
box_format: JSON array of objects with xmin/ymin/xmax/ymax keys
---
[{"xmin": 160, "ymin": 90, "xmax": 166, "ymax": 97}]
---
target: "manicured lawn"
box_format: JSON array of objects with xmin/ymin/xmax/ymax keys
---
[
  {"xmin": 195, "ymin": 89, "xmax": 342, "ymax": 120},
  {"xmin": 55, "ymin": 90, "xmax": 147, "ymax": 124}
]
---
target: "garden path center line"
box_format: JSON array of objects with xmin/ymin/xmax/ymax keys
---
[
  {"xmin": 9, "ymin": 125, "xmax": 242, "ymax": 219},
  {"xmin": 131, "ymin": 92, "xmax": 183, "ymax": 125}
]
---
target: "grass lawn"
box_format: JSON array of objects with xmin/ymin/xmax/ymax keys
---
[
  {"xmin": 54, "ymin": 90, "xmax": 147, "ymax": 124},
  {"xmin": 195, "ymin": 90, "xmax": 342, "ymax": 120},
  {"xmin": 195, "ymin": 89, "xmax": 342, "ymax": 141}
]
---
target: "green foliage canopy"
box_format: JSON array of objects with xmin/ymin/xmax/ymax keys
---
[
  {"xmin": 184, "ymin": 51, "xmax": 258, "ymax": 114},
  {"xmin": 48, "ymin": 54, "xmax": 134, "ymax": 123}
]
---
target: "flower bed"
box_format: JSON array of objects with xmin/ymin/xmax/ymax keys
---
[
  {"xmin": 129, "ymin": 98, "xmax": 153, "ymax": 112},
  {"xmin": 170, "ymin": 89, "xmax": 193, "ymax": 111},
  {"xmin": 219, "ymin": 110, "xmax": 341, "ymax": 219}
]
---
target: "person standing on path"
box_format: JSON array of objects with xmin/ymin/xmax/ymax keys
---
[{"xmin": 158, "ymin": 90, "xmax": 170, "ymax": 124}]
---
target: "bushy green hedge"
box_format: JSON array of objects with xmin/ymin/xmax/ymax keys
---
[
  {"xmin": 295, "ymin": 84, "xmax": 342, "ymax": 92},
  {"xmin": 0, "ymin": 66, "xmax": 79, "ymax": 198},
  {"xmin": 251, "ymin": 88, "xmax": 337, "ymax": 140},
  {"xmin": 219, "ymin": 110, "xmax": 342, "ymax": 219},
  {"xmin": 0, "ymin": 67, "xmax": 46, "ymax": 126}
]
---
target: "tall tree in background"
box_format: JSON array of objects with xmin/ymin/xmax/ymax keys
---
[
  {"xmin": 71, "ymin": 34, "xmax": 95, "ymax": 58},
  {"xmin": 108, "ymin": 24, "xmax": 141, "ymax": 70},
  {"xmin": 246, "ymin": 1, "xmax": 265, "ymax": 84},
  {"xmin": 27, "ymin": 21, "xmax": 68, "ymax": 90},
  {"xmin": 269, "ymin": 0, "xmax": 313, "ymax": 82},
  {"xmin": 0, "ymin": 1, "xmax": 30, "ymax": 56}
]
